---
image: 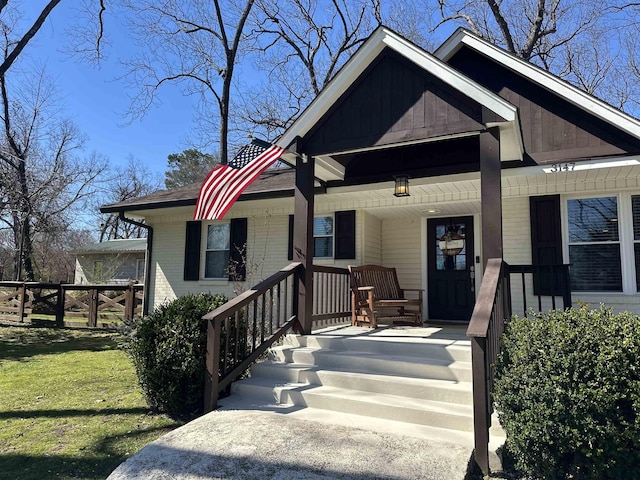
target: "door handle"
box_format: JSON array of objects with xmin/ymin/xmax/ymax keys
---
[{"xmin": 469, "ymin": 265, "xmax": 475, "ymax": 292}]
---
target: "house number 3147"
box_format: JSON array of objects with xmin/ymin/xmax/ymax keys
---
[{"xmin": 549, "ymin": 162, "xmax": 576, "ymax": 172}]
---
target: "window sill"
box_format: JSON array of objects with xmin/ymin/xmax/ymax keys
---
[
  {"xmin": 199, "ymin": 279, "xmax": 229, "ymax": 286},
  {"xmin": 571, "ymin": 291, "xmax": 626, "ymax": 296}
]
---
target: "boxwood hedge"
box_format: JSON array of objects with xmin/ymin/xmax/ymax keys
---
[
  {"xmin": 494, "ymin": 306, "xmax": 640, "ymax": 479},
  {"xmin": 123, "ymin": 293, "xmax": 227, "ymax": 419}
]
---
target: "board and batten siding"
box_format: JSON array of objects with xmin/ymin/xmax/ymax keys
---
[
  {"xmin": 380, "ymin": 217, "xmax": 423, "ymax": 291},
  {"xmin": 304, "ymin": 51, "xmax": 484, "ymax": 157}
]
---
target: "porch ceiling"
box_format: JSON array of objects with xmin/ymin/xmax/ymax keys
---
[
  {"xmin": 315, "ymin": 159, "xmax": 640, "ymax": 220},
  {"xmin": 367, "ymin": 200, "xmax": 482, "ymax": 219},
  {"xmin": 319, "ymin": 173, "xmax": 482, "ymax": 219}
]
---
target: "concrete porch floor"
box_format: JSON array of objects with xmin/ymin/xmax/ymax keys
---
[{"xmin": 108, "ymin": 324, "xmax": 504, "ymax": 480}]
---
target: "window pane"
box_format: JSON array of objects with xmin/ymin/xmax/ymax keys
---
[
  {"xmin": 136, "ymin": 259, "xmax": 145, "ymax": 281},
  {"xmin": 93, "ymin": 261, "xmax": 103, "ymax": 278},
  {"xmin": 313, "ymin": 217, "xmax": 333, "ymax": 236},
  {"xmin": 205, "ymin": 251, "xmax": 230, "ymax": 278},
  {"xmin": 569, "ymin": 244, "xmax": 621, "ymax": 291},
  {"xmin": 207, "ymin": 224, "xmax": 230, "ymax": 250},
  {"xmin": 314, "ymin": 237, "xmax": 333, "ymax": 257},
  {"xmin": 435, "ymin": 221, "xmax": 467, "ymax": 271},
  {"xmin": 568, "ymin": 197, "xmax": 619, "ymax": 242},
  {"xmin": 632, "ymin": 196, "xmax": 640, "ymax": 241}
]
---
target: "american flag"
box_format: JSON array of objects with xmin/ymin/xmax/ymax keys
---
[{"xmin": 194, "ymin": 139, "xmax": 285, "ymax": 220}]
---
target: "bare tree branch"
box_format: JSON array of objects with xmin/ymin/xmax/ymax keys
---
[
  {"xmin": 245, "ymin": 0, "xmax": 375, "ymax": 135},
  {"xmin": 0, "ymin": 0, "xmax": 63, "ymax": 78},
  {"xmin": 121, "ymin": 0, "xmax": 256, "ymax": 164}
]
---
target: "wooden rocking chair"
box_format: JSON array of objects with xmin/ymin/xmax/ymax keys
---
[{"xmin": 349, "ymin": 265, "xmax": 423, "ymax": 328}]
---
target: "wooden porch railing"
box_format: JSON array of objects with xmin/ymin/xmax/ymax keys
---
[
  {"xmin": 0, "ymin": 281, "xmax": 143, "ymax": 327},
  {"xmin": 312, "ymin": 265, "xmax": 351, "ymax": 328},
  {"xmin": 509, "ymin": 264, "xmax": 571, "ymax": 316},
  {"xmin": 203, "ymin": 263, "xmax": 351, "ymax": 412},
  {"xmin": 467, "ymin": 258, "xmax": 511, "ymax": 476}
]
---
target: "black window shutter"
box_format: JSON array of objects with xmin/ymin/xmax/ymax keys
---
[
  {"xmin": 229, "ymin": 218, "xmax": 248, "ymax": 281},
  {"xmin": 288, "ymin": 215, "xmax": 294, "ymax": 261},
  {"xmin": 530, "ymin": 195, "xmax": 564, "ymax": 295},
  {"xmin": 335, "ymin": 210, "xmax": 356, "ymax": 259},
  {"xmin": 184, "ymin": 221, "xmax": 202, "ymax": 281}
]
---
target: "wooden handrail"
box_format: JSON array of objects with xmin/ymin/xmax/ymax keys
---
[
  {"xmin": 204, "ymin": 262, "xmax": 303, "ymax": 413},
  {"xmin": 467, "ymin": 258, "xmax": 503, "ymax": 337},
  {"xmin": 509, "ymin": 264, "xmax": 571, "ymax": 314},
  {"xmin": 204, "ymin": 262, "xmax": 352, "ymax": 412},
  {"xmin": 467, "ymin": 258, "xmax": 511, "ymax": 476},
  {"xmin": 203, "ymin": 262, "xmax": 301, "ymax": 321},
  {"xmin": 312, "ymin": 265, "xmax": 349, "ymax": 275}
]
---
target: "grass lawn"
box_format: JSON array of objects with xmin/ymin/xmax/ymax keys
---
[{"xmin": 0, "ymin": 324, "xmax": 183, "ymax": 480}]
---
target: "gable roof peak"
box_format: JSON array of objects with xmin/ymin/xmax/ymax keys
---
[
  {"xmin": 435, "ymin": 28, "xmax": 640, "ymax": 141},
  {"xmin": 277, "ymin": 24, "xmax": 519, "ymax": 161}
]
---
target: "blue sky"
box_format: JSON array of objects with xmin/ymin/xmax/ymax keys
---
[{"xmin": 21, "ymin": 2, "xmax": 199, "ymax": 177}]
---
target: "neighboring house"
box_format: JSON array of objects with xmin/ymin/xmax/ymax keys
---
[
  {"xmin": 74, "ymin": 238, "xmax": 146, "ymax": 285},
  {"xmin": 101, "ymin": 27, "xmax": 640, "ymax": 318}
]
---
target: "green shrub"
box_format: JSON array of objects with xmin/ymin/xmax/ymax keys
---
[
  {"xmin": 494, "ymin": 305, "xmax": 640, "ymax": 479},
  {"xmin": 123, "ymin": 293, "xmax": 228, "ymax": 419}
]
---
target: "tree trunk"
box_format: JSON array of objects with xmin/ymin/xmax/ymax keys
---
[{"xmin": 16, "ymin": 154, "xmax": 35, "ymax": 281}]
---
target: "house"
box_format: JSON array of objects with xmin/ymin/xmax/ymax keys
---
[
  {"xmin": 74, "ymin": 238, "xmax": 146, "ymax": 285},
  {"xmin": 101, "ymin": 27, "xmax": 640, "ymax": 474},
  {"xmin": 101, "ymin": 27, "xmax": 640, "ymax": 318}
]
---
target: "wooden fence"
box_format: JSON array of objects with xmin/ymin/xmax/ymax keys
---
[{"xmin": 0, "ymin": 282, "xmax": 144, "ymax": 328}]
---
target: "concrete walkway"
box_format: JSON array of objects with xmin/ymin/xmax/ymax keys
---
[{"xmin": 107, "ymin": 401, "xmax": 475, "ymax": 480}]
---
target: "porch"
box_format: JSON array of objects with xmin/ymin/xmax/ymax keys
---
[{"xmin": 202, "ymin": 260, "xmax": 570, "ymax": 476}]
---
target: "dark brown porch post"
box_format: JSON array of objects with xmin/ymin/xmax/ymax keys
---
[
  {"xmin": 473, "ymin": 123, "xmax": 502, "ymax": 475},
  {"xmin": 480, "ymin": 126, "xmax": 502, "ymax": 267},
  {"xmin": 293, "ymin": 150, "xmax": 315, "ymax": 334}
]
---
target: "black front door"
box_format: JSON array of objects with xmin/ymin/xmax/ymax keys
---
[{"xmin": 427, "ymin": 216, "xmax": 475, "ymax": 321}]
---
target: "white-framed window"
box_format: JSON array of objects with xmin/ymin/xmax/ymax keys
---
[
  {"xmin": 313, "ymin": 215, "xmax": 334, "ymax": 258},
  {"xmin": 631, "ymin": 195, "xmax": 640, "ymax": 292},
  {"xmin": 566, "ymin": 196, "xmax": 622, "ymax": 292},
  {"xmin": 204, "ymin": 223, "xmax": 230, "ymax": 279},
  {"xmin": 93, "ymin": 260, "xmax": 103, "ymax": 280},
  {"xmin": 136, "ymin": 258, "xmax": 145, "ymax": 281}
]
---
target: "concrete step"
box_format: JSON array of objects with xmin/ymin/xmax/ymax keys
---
[
  {"xmin": 231, "ymin": 376, "xmax": 308, "ymax": 404},
  {"xmin": 224, "ymin": 325, "xmax": 505, "ymax": 471},
  {"xmin": 232, "ymin": 378, "xmax": 474, "ymax": 432},
  {"xmin": 286, "ymin": 385, "xmax": 474, "ymax": 432},
  {"xmin": 250, "ymin": 361, "xmax": 473, "ymax": 405},
  {"xmin": 269, "ymin": 346, "xmax": 472, "ymax": 383},
  {"xmin": 224, "ymin": 382, "xmax": 505, "ymax": 470},
  {"xmin": 218, "ymin": 394, "xmax": 480, "ymax": 448},
  {"xmin": 284, "ymin": 332, "xmax": 471, "ymax": 363}
]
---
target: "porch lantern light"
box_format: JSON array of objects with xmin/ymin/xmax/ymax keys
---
[
  {"xmin": 393, "ymin": 175, "xmax": 410, "ymax": 197},
  {"xmin": 439, "ymin": 227, "xmax": 465, "ymax": 256}
]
